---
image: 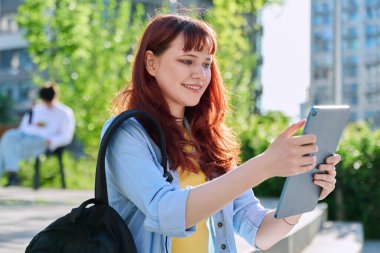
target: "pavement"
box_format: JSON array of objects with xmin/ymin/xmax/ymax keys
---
[
  {"xmin": 1, "ymin": 186, "xmax": 379, "ymax": 253},
  {"xmin": 0, "ymin": 187, "xmax": 93, "ymax": 253}
]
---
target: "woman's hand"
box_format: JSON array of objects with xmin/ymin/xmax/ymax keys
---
[
  {"xmin": 262, "ymin": 120, "xmax": 318, "ymax": 178},
  {"xmin": 315, "ymin": 154, "xmax": 341, "ymax": 200}
]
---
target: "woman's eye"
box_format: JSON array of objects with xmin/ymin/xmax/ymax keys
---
[
  {"xmin": 203, "ymin": 63, "xmax": 211, "ymax": 69},
  {"xmin": 181, "ymin": 60, "xmax": 192, "ymax": 65}
]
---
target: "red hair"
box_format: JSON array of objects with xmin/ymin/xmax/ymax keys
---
[{"xmin": 112, "ymin": 14, "xmax": 240, "ymax": 179}]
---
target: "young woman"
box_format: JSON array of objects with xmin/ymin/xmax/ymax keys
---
[{"xmin": 102, "ymin": 14, "xmax": 339, "ymax": 253}]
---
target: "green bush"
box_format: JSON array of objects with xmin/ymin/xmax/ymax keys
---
[
  {"xmin": 324, "ymin": 122, "xmax": 380, "ymax": 239},
  {"xmin": 237, "ymin": 111, "xmax": 289, "ymax": 197},
  {"xmin": 15, "ymin": 154, "xmax": 96, "ymax": 190},
  {"xmin": 239, "ymin": 117, "xmax": 380, "ymax": 239}
]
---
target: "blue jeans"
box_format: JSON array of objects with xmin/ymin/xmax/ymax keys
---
[{"xmin": 0, "ymin": 129, "xmax": 46, "ymax": 177}]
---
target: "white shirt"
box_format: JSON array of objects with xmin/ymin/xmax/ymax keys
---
[{"xmin": 18, "ymin": 102, "xmax": 75, "ymax": 151}]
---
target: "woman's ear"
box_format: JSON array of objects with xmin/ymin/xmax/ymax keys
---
[{"xmin": 145, "ymin": 50, "xmax": 158, "ymax": 76}]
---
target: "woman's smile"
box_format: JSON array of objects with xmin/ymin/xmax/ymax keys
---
[{"xmin": 181, "ymin": 83, "xmax": 203, "ymax": 93}]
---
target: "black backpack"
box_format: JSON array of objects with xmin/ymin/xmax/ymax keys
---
[{"xmin": 25, "ymin": 110, "xmax": 173, "ymax": 253}]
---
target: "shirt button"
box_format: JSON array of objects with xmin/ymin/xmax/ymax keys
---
[
  {"xmin": 221, "ymin": 244, "xmax": 227, "ymax": 250},
  {"xmin": 217, "ymin": 222, "xmax": 223, "ymax": 228}
]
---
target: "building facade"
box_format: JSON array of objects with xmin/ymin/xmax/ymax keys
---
[
  {"xmin": 309, "ymin": 0, "xmax": 380, "ymax": 126},
  {"xmin": 0, "ymin": 0, "xmax": 34, "ymax": 115}
]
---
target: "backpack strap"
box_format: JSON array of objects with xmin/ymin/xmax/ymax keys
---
[{"xmin": 95, "ymin": 110, "xmax": 173, "ymax": 205}]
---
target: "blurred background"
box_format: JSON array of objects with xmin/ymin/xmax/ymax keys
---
[{"xmin": 0, "ymin": 0, "xmax": 379, "ymax": 250}]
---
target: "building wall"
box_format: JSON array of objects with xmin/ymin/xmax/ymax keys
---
[
  {"xmin": 0, "ymin": 0, "xmax": 34, "ymax": 114},
  {"xmin": 310, "ymin": 0, "xmax": 380, "ymax": 126}
]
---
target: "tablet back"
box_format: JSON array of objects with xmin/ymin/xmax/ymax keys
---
[{"xmin": 274, "ymin": 105, "xmax": 350, "ymax": 218}]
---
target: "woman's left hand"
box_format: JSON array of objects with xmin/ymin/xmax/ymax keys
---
[{"xmin": 314, "ymin": 154, "xmax": 341, "ymax": 200}]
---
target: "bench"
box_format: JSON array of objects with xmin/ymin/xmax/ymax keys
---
[{"xmin": 33, "ymin": 146, "xmax": 66, "ymax": 190}]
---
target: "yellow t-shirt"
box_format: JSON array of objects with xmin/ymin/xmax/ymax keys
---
[{"xmin": 172, "ymin": 137, "xmax": 209, "ymax": 253}]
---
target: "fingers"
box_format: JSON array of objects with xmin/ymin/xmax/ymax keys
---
[
  {"xmin": 314, "ymin": 179, "xmax": 335, "ymax": 190},
  {"xmin": 292, "ymin": 134, "xmax": 317, "ymax": 146},
  {"xmin": 319, "ymin": 164, "xmax": 337, "ymax": 176},
  {"xmin": 314, "ymin": 172, "xmax": 336, "ymax": 184},
  {"xmin": 314, "ymin": 174, "xmax": 336, "ymax": 201},
  {"xmin": 325, "ymin": 154, "xmax": 341, "ymax": 165},
  {"xmin": 299, "ymin": 155, "xmax": 317, "ymax": 167},
  {"xmin": 314, "ymin": 163, "xmax": 338, "ymax": 200},
  {"xmin": 279, "ymin": 119, "xmax": 306, "ymax": 138},
  {"xmin": 315, "ymin": 179, "xmax": 336, "ymax": 200},
  {"xmin": 298, "ymin": 143, "xmax": 318, "ymax": 156}
]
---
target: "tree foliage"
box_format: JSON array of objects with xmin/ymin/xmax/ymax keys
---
[
  {"xmin": 16, "ymin": 0, "xmax": 283, "ymax": 151},
  {"xmin": 206, "ymin": 0, "xmax": 259, "ymax": 131},
  {"xmin": 16, "ymin": 0, "xmax": 288, "ymax": 188},
  {"xmin": 325, "ymin": 122, "xmax": 380, "ymax": 239},
  {"xmin": 241, "ymin": 119, "xmax": 380, "ymax": 239},
  {"xmin": 17, "ymin": 0, "xmax": 145, "ymax": 152},
  {"xmin": 205, "ymin": 0, "xmax": 282, "ymax": 134},
  {"xmin": 238, "ymin": 111, "xmax": 290, "ymax": 196}
]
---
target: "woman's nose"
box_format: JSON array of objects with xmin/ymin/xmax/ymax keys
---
[{"xmin": 192, "ymin": 65, "xmax": 207, "ymax": 80}]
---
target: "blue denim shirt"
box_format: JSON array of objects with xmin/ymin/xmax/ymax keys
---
[{"xmin": 102, "ymin": 117, "xmax": 270, "ymax": 253}]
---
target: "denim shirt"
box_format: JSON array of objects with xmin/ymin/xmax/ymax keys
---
[{"xmin": 102, "ymin": 117, "xmax": 270, "ymax": 253}]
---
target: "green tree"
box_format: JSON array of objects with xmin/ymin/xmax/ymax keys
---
[
  {"xmin": 325, "ymin": 122, "xmax": 380, "ymax": 238},
  {"xmin": 15, "ymin": 0, "xmax": 286, "ymax": 189},
  {"xmin": 239, "ymin": 111, "xmax": 290, "ymax": 196},
  {"xmin": 17, "ymin": 0, "xmax": 144, "ymax": 153},
  {"xmin": 206, "ymin": 0, "xmax": 282, "ymax": 134}
]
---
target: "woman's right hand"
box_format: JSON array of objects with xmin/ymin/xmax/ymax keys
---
[{"xmin": 262, "ymin": 120, "xmax": 318, "ymax": 178}]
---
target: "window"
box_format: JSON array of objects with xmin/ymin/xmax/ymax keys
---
[
  {"xmin": 343, "ymin": 56, "xmax": 359, "ymax": 78},
  {"xmin": 342, "ymin": 27, "xmax": 358, "ymax": 50},
  {"xmin": 343, "ymin": 83, "xmax": 358, "ymax": 105},
  {"xmin": 312, "ymin": 56, "xmax": 333, "ymax": 81},
  {"xmin": 0, "ymin": 14, "xmax": 18, "ymax": 33},
  {"xmin": 312, "ymin": 2, "xmax": 333, "ymax": 25},
  {"xmin": 313, "ymin": 65, "xmax": 331, "ymax": 80},
  {"xmin": 0, "ymin": 0, "xmax": 23, "ymax": 15},
  {"xmin": 365, "ymin": 0, "xmax": 378, "ymax": 19},
  {"xmin": 0, "ymin": 50, "xmax": 13, "ymax": 69},
  {"xmin": 313, "ymin": 56, "xmax": 333, "ymax": 80},
  {"xmin": 312, "ymin": 85, "xmax": 332, "ymax": 105},
  {"xmin": 19, "ymin": 49, "xmax": 34, "ymax": 72},
  {"xmin": 365, "ymin": 82, "xmax": 380, "ymax": 105},
  {"xmin": 365, "ymin": 54, "xmax": 380, "ymax": 76},
  {"xmin": 0, "ymin": 48, "xmax": 34, "ymax": 73},
  {"xmin": 365, "ymin": 25, "xmax": 378, "ymax": 48},
  {"xmin": 313, "ymin": 30, "xmax": 333, "ymax": 53},
  {"xmin": 341, "ymin": 0, "xmax": 359, "ymax": 21}
]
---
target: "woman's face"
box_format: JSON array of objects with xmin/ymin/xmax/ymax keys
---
[{"xmin": 145, "ymin": 34, "xmax": 212, "ymax": 119}]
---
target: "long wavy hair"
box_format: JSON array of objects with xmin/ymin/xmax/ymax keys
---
[{"xmin": 112, "ymin": 14, "xmax": 240, "ymax": 179}]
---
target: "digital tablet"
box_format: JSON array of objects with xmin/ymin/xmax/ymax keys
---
[{"xmin": 274, "ymin": 105, "xmax": 350, "ymax": 218}]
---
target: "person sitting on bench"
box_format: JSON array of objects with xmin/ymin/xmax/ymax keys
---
[{"xmin": 0, "ymin": 82, "xmax": 75, "ymax": 186}]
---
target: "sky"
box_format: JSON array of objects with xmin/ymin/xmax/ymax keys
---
[{"xmin": 261, "ymin": 0, "xmax": 310, "ymax": 121}]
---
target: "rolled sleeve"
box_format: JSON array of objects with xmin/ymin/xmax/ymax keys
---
[
  {"xmin": 103, "ymin": 119, "xmax": 195, "ymax": 237},
  {"xmin": 233, "ymin": 190, "xmax": 270, "ymax": 248},
  {"xmin": 151, "ymin": 186, "xmax": 196, "ymax": 237}
]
